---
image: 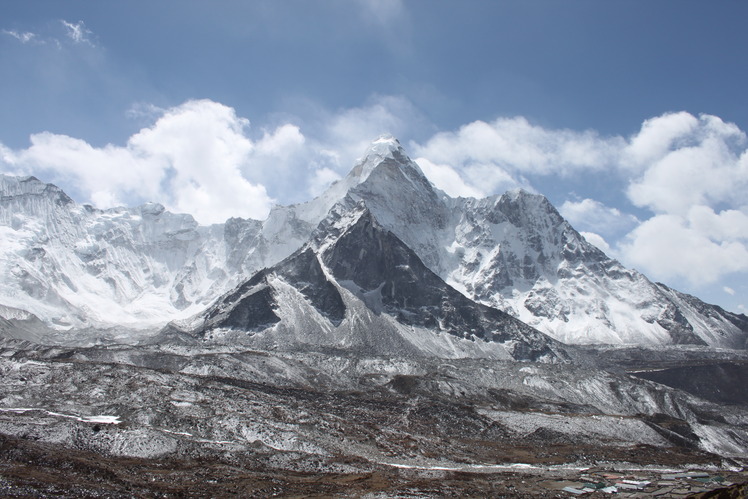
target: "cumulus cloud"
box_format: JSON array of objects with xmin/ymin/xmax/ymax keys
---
[
  {"xmin": 10, "ymin": 131, "xmax": 163, "ymax": 208},
  {"xmin": 560, "ymin": 198, "xmax": 639, "ymax": 237},
  {"xmin": 255, "ymin": 124, "xmax": 305, "ymax": 156},
  {"xmin": 271, "ymin": 94, "xmax": 432, "ymax": 197},
  {"xmin": 2, "ymin": 93, "xmax": 747, "ymax": 295},
  {"xmin": 626, "ymin": 117, "xmax": 746, "ymax": 215},
  {"xmin": 411, "ymin": 117, "xmax": 624, "ymax": 198},
  {"xmin": 619, "ymin": 212, "xmax": 748, "ymax": 285},
  {"xmin": 616, "ymin": 114, "xmax": 748, "ymax": 286},
  {"xmin": 724, "ymin": 286, "xmax": 735, "ymax": 296},
  {"xmin": 414, "ymin": 157, "xmax": 485, "ymax": 198},
  {"xmin": 125, "ymin": 100, "xmax": 272, "ymax": 223},
  {"xmin": 624, "ymin": 112, "xmax": 700, "ymax": 169},
  {"xmin": 413, "ymin": 117, "xmax": 622, "ymax": 175},
  {"xmin": 308, "ymin": 167, "xmax": 342, "ymax": 198},
  {"xmin": 0, "ymin": 95, "xmax": 437, "ymax": 220},
  {"xmin": 1, "ymin": 100, "xmax": 275, "ymax": 224},
  {"xmin": 580, "ymin": 232, "xmax": 612, "ymax": 255},
  {"xmin": 319, "ymin": 95, "xmax": 427, "ymax": 169},
  {"xmin": 687, "ymin": 205, "xmax": 748, "ymax": 242}
]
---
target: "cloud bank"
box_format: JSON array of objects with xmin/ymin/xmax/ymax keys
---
[
  {"xmin": 1, "ymin": 100, "xmax": 273, "ymax": 224},
  {"xmin": 1, "ymin": 98, "xmax": 747, "ymax": 296},
  {"xmin": 0, "ymin": 96, "xmax": 423, "ymax": 224}
]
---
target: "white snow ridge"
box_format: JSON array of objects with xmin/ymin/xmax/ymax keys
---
[{"xmin": 1, "ymin": 137, "xmax": 745, "ymax": 350}]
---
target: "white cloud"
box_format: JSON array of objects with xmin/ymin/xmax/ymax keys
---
[
  {"xmin": 626, "ymin": 119, "xmax": 747, "ymax": 215},
  {"xmin": 2, "ymin": 100, "xmax": 275, "ymax": 224},
  {"xmin": 0, "ymin": 143, "xmax": 21, "ymax": 174},
  {"xmin": 581, "ymin": 232, "xmax": 612, "ymax": 255},
  {"xmin": 687, "ymin": 205, "xmax": 748, "ymax": 242},
  {"xmin": 126, "ymin": 100, "xmax": 271, "ymax": 223},
  {"xmin": 619, "ymin": 213, "xmax": 748, "ymax": 285},
  {"xmin": 308, "ymin": 167, "xmax": 342, "ymax": 197},
  {"xmin": 0, "ymin": 95, "xmax": 437, "ymax": 221},
  {"xmin": 3, "ymin": 20, "xmax": 99, "ymax": 48},
  {"xmin": 410, "ymin": 112, "xmax": 747, "ymax": 219},
  {"xmin": 242, "ymin": 123, "xmax": 307, "ymax": 190},
  {"xmin": 724, "ymin": 286, "xmax": 735, "ymax": 296},
  {"xmin": 414, "ymin": 157, "xmax": 485, "ymax": 198},
  {"xmin": 255, "ymin": 124, "xmax": 305, "ymax": 157},
  {"xmin": 560, "ymin": 198, "xmax": 639, "ymax": 237},
  {"xmin": 0, "ymin": 96, "xmax": 434, "ymax": 223},
  {"xmin": 410, "ymin": 117, "xmax": 624, "ymax": 198},
  {"xmin": 125, "ymin": 102, "xmax": 166, "ymax": 122},
  {"xmin": 60, "ymin": 20, "xmax": 94, "ymax": 45},
  {"xmin": 617, "ymin": 205, "xmax": 748, "ymax": 286},
  {"xmin": 2, "ymin": 29, "xmax": 39, "ymax": 44},
  {"xmin": 413, "ymin": 117, "xmax": 622, "ymax": 176},
  {"xmin": 3, "ymin": 94, "xmax": 748, "ymax": 295},
  {"xmin": 319, "ymin": 95, "xmax": 426, "ymax": 170},
  {"xmin": 617, "ymin": 113, "xmax": 748, "ymax": 285},
  {"xmin": 11, "ymin": 131, "xmax": 163, "ymax": 206},
  {"xmin": 624, "ymin": 112, "xmax": 700, "ymax": 169}
]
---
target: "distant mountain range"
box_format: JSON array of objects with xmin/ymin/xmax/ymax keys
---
[{"xmin": 1, "ymin": 136, "xmax": 746, "ymax": 353}]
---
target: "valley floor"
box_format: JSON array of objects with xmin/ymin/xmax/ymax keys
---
[
  {"xmin": 1, "ymin": 432, "xmax": 746, "ymax": 498},
  {"xmin": 1, "ymin": 339, "xmax": 747, "ymax": 497}
]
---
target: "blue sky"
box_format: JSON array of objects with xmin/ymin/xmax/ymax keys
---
[{"xmin": 1, "ymin": 1, "xmax": 747, "ymax": 313}]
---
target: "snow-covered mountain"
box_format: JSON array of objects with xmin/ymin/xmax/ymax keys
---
[
  {"xmin": 186, "ymin": 202, "xmax": 569, "ymax": 362},
  {"xmin": 443, "ymin": 191, "xmax": 748, "ymax": 348},
  {"xmin": 313, "ymin": 137, "xmax": 748, "ymax": 349},
  {"xmin": 0, "ymin": 174, "xmax": 229, "ymax": 327},
  {"xmin": 0, "ymin": 136, "xmax": 746, "ymax": 349}
]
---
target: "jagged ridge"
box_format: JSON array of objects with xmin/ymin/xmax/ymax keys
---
[{"xmin": 0, "ymin": 134, "xmax": 746, "ymax": 351}]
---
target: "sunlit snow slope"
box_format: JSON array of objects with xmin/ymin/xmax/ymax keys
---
[{"xmin": 0, "ymin": 136, "xmax": 746, "ymax": 348}]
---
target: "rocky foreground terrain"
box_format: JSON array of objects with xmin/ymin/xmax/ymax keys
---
[{"xmin": 1, "ymin": 338, "xmax": 747, "ymax": 497}]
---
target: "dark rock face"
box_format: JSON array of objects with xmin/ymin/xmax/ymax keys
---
[
  {"xmin": 192, "ymin": 205, "xmax": 567, "ymax": 362},
  {"xmin": 274, "ymin": 248, "xmax": 346, "ymax": 325},
  {"xmin": 633, "ymin": 362, "xmax": 748, "ymax": 407},
  {"xmin": 200, "ymin": 247, "xmax": 346, "ymax": 333},
  {"xmin": 655, "ymin": 303, "xmax": 707, "ymax": 346},
  {"xmin": 320, "ymin": 209, "xmax": 567, "ymax": 361},
  {"xmin": 221, "ymin": 286, "xmax": 280, "ymax": 331},
  {"xmin": 204, "ymin": 271, "xmax": 280, "ymax": 331}
]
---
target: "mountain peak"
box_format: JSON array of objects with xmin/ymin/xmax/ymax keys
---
[
  {"xmin": 347, "ymin": 135, "xmax": 425, "ymax": 185},
  {"xmin": 0, "ymin": 173, "xmax": 74, "ymax": 211},
  {"xmin": 367, "ymin": 134, "xmax": 402, "ymax": 154}
]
